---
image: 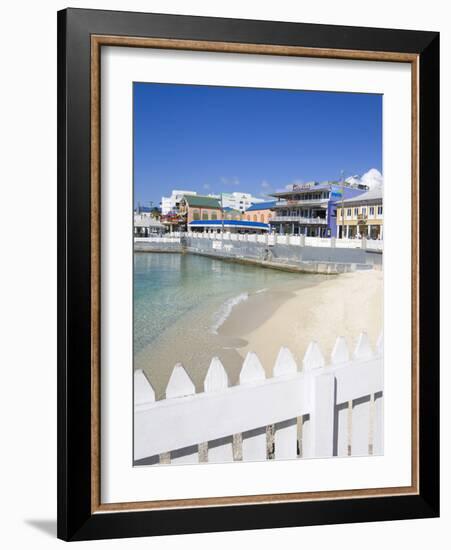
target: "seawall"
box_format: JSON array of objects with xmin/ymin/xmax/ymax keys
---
[
  {"xmin": 134, "ymin": 241, "xmax": 184, "ymax": 253},
  {"xmin": 133, "ymin": 236, "xmax": 382, "ymax": 274},
  {"xmin": 185, "ymin": 237, "xmax": 373, "ymax": 274}
]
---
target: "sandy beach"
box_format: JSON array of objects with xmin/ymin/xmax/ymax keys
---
[
  {"xmin": 135, "ymin": 252, "xmax": 383, "ymax": 397},
  {"xmin": 220, "ymin": 268, "xmax": 383, "ymax": 376}
]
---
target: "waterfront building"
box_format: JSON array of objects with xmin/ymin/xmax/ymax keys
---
[
  {"xmin": 161, "ymin": 189, "xmax": 197, "ymax": 215},
  {"xmin": 335, "ymin": 187, "xmax": 383, "ymax": 239},
  {"xmin": 134, "ymin": 212, "xmax": 166, "ymax": 237},
  {"xmin": 269, "ymin": 182, "xmax": 366, "ymax": 237},
  {"xmin": 189, "ymin": 219, "xmax": 269, "ymax": 234},
  {"xmin": 178, "ymin": 195, "xmax": 222, "ymax": 228},
  {"xmin": 221, "ymin": 192, "xmax": 265, "ymax": 213},
  {"xmin": 244, "ymin": 201, "xmax": 276, "ymax": 224}
]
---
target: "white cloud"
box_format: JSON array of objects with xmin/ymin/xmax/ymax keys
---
[
  {"xmin": 261, "ymin": 180, "xmax": 271, "ymax": 190},
  {"xmin": 203, "ymin": 183, "xmax": 211, "ymax": 190},
  {"xmin": 346, "ymin": 169, "xmax": 383, "ymax": 190},
  {"xmin": 361, "ymin": 168, "xmax": 383, "ymax": 189}
]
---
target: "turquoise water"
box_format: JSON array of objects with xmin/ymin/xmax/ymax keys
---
[
  {"xmin": 134, "ymin": 253, "xmax": 328, "ymax": 397},
  {"xmin": 134, "ymin": 253, "xmax": 303, "ymax": 355}
]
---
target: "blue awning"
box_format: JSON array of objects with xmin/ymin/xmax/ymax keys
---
[{"xmin": 189, "ymin": 220, "xmax": 269, "ymax": 230}]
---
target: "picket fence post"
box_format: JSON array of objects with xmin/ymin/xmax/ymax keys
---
[
  {"xmin": 350, "ymin": 332, "xmax": 373, "ymax": 456},
  {"xmin": 273, "ymin": 347, "xmax": 298, "ymax": 459},
  {"xmin": 240, "ymin": 352, "xmax": 267, "ymax": 461},
  {"xmin": 331, "ymin": 336, "xmax": 351, "ymax": 456},
  {"xmin": 165, "ymin": 363, "xmax": 198, "ymax": 464},
  {"xmin": 373, "ymin": 332, "xmax": 384, "ymax": 455},
  {"xmin": 133, "ymin": 370, "xmax": 155, "ymax": 462},
  {"xmin": 203, "ymin": 357, "xmax": 234, "ymax": 462},
  {"xmin": 302, "ymin": 341, "xmax": 335, "ymax": 458}
]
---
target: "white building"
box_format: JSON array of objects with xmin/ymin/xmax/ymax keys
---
[
  {"xmin": 220, "ymin": 192, "xmax": 265, "ymax": 213},
  {"xmin": 161, "ymin": 189, "xmax": 197, "ymax": 215},
  {"xmin": 134, "ymin": 212, "xmax": 166, "ymax": 237}
]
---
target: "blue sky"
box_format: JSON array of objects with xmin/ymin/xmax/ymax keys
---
[{"xmin": 134, "ymin": 83, "xmax": 382, "ymax": 207}]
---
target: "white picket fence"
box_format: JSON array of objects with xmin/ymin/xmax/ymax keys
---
[{"xmin": 134, "ymin": 331, "xmax": 383, "ymax": 465}]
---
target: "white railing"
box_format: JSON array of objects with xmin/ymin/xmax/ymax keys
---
[
  {"xmin": 138, "ymin": 232, "xmax": 384, "ymax": 251},
  {"xmin": 135, "ymin": 331, "xmax": 383, "ymax": 464},
  {"xmin": 271, "ymin": 216, "xmax": 327, "ymax": 224},
  {"xmin": 304, "ymin": 236, "xmax": 332, "ymax": 247},
  {"xmin": 274, "ymin": 199, "xmax": 329, "ymax": 207},
  {"xmin": 135, "ymin": 236, "xmax": 181, "ymax": 243}
]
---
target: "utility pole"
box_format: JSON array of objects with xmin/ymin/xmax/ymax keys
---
[
  {"xmin": 340, "ymin": 170, "xmax": 345, "ymax": 240},
  {"xmin": 221, "ymin": 192, "xmax": 224, "ymax": 236}
]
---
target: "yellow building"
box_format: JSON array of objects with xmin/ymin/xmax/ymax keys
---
[{"xmin": 335, "ymin": 188, "xmax": 383, "ymax": 240}]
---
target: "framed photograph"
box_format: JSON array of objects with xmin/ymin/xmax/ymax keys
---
[{"xmin": 57, "ymin": 8, "xmax": 439, "ymax": 541}]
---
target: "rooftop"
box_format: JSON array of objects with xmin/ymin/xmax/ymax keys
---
[
  {"xmin": 340, "ymin": 187, "xmax": 383, "ymax": 205},
  {"xmin": 223, "ymin": 206, "xmax": 241, "ymax": 213},
  {"xmin": 182, "ymin": 195, "xmax": 221, "ymax": 208},
  {"xmin": 245, "ymin": 201, "xmax": 277, "ymax": 212},
  {"xmin": 271, "ymin": 181, "xmax": 368, "ymax": 199}
]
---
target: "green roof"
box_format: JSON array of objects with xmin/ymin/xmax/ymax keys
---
[{"xmin": 183, "ymin": 195, "xmax": 221, "ymax": 208}]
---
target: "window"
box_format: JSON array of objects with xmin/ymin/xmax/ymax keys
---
[
  {"xmin": 378, "ymin": 206, "xmax": 383, "ymax": 215},
  {"xmin": 247, "ymin": 215, "xmax": 250, "ymax": 221},
  {"xmin": 202, "ymin": 211, "xmax": 209, "ymax": 220},
  {"xmin": 192, "ymin": 209, "xmax": 200, "ymax": 221},
  {"xmin": 369, "ymin": 207, "xmax": 375, "ymax": 216},
  {"xmin": 362, "ymin": 207, "xmax": 367, "ymax": 215},
  {"xmin": 253, "ymin": 215, "xmax": 257, "ymax": 222},
  {"xmin": 354, "ymin": 207, "xmax": 358, "ymax": 216},
  {"xmin": 211, "ymin": 212, "xmax": 217, "ymax": 220},
  {"xmin": 347, "ymin": 208, "xmax": 352, "ymax": 217},
  {"xmin": 260, "ymin": 214, "xmax": 265, "ymax": 223}
]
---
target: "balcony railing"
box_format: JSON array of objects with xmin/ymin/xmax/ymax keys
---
[
  {"xmin": 274, "ymin": 198, "xmax": 329, "ymax": 207},
  {"xmin": 270, "ymin": 216, "xmax": 327, "ymax": 224}
]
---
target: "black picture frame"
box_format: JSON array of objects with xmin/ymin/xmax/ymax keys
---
[{"xmin": 57, "ymin": 7, "xmax": 439, "ymax": 541}]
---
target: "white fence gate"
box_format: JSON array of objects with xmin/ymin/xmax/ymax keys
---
[{"xmin": 134, "ymin": 332, "xmax": 383, "ymax": 465}]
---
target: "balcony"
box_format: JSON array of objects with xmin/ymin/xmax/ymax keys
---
[
  {"xmin": 270, "ymin": 216, "xmax": 327, "ymax": 225},
  {"xmin": 274, "ymin": 199, "xmax": 329, "ymax": 207}
]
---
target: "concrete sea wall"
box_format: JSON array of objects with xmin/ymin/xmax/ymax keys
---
[
  {"xmin": 133, "ymin": 236, "xmax": 382, "ymax": 273},
  {"xmin": 134, "ymin": 241, "xmax": 183, "ymax": 253},
  {"xmin": 184, "ymin": 237, "xmax": 379, "ymax": 273}
]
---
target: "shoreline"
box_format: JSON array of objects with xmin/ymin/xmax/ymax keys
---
[
  {"xmin": 134, "ymin": 252, "xmax": 382, "ymax": 398},
  {"xmin": 218, "ymin": 269, "xmax": 383, "ymax": 375},
  {"xmin": 135, "ymin": 270, "xmax": 327, "ymax": 399}
]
